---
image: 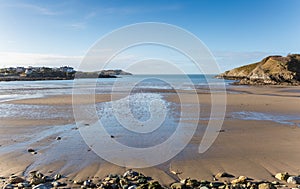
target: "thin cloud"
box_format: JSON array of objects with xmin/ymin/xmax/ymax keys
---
[
  {"xmin": 70, "ymin": 22, "xmax": 86, "ymax": 30},
  {"xmin": 89, "ymin": 4, "xmax": 182, "ymax": 16},
  {"xmin": 2, "ymin": 3, "xmax": 62, "ymax": 16},
  {"xmin": 0, "ymin": 52, "xmax": 82, "ymax": 68}
]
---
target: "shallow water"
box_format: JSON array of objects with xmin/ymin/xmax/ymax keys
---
[{"xmin": 232, "ymin": 111, "xmax": 300, "ymax": 126}]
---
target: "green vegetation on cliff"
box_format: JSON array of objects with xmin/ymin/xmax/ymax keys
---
[{"xmin": 218, "ymin": 54, "xmax": 300, "ymax": 85}]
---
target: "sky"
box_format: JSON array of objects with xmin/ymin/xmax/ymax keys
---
[{"xmin": 0, "ymin": 0, "xmax": 299, "ymax": 73}]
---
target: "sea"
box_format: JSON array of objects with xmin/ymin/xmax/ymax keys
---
[{"xmin": 0, "ymin": 74, "xmax": 232, "ymax": 103}]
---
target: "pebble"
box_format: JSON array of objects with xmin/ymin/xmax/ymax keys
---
[
  {"xmin": 54, "ymin": 174, "xmax": 62, "ymax": 180},
  {"xmin": 258, "ymin": 183, "xmax": 275, "ymax": 189},
  {"xmin": 27, "ymin": 148, "xmax": 35, "ymax": 153},
  {"xmin": 200, "ymin": 186, "xmax": 210, "ymax": 189},
  {"xmin": 287, "ymin": 176, "xmax": 300, "ymax": 184},
  {"xmin": 8, "ymin": 175, "xmax": 24, "ymax": 184},
  {"xmin": 275, "ymin": 172, "xmax": 289, "ymax": 181},
  {"xmin": 3, "ymin": 184, "xmax": 14, "ymax": 189},
  {"xmin": 3, "ymin": 170, "xmax": 300, "ymax": 189},
  {"xmin": 56, "ymin": 136, "xmax": 62, "ymax": 140},
  {"xmin": 128, "ymin": 185, "xmax": 137, "ymax": 189},
  {"xmin": 32, "ymin": 183, "xmax": 50, "ymax": 189},
  {"xmin": 171, "ymin": 182, "xmax": 184, "ymax": 189},
  {"xmin": 231, "ymin": 176, "xmax": 248, "ymax": 184},
  {"xmin": 52, "ymin": 181, "xmax": 63, "ymax": 187},
  {"xmin": 83, "ymin": 179, "xmax": 93, "ymax": 187},
  {"xmin": 215, "ymin": 172, "xmax": 234, "ymax": 178}
]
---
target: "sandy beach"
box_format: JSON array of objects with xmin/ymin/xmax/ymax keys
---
[{"xmin": 0, "ymin": 85, "xmax": 300, "ymax": 188}]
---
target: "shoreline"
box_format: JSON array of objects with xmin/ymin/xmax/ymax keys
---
[
  {"xmin": 0, "ymin": 77, "xmax": 74, "ymax": 82},
  {"xmin": 0, "ymin": 85, "xmax": 300, "ymax": 188}
]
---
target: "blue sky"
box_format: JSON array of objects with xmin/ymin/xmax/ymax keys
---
[{"xmin": 0, "ymin": 0, "xmax": 299, "ymax": 73}]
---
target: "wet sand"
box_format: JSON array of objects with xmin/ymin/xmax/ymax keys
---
[{"xmin": 0, "ymin": 86, "xmax": 300, "ymax": 187}]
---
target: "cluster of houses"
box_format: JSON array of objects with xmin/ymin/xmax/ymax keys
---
[{"xmin": 0, "ymin": 66, "xmax": 75, "ymax": 78}]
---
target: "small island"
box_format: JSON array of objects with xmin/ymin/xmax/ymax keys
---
[{"xmin": 217, "ymin": 54, "xmax": 300, "ymax": 85}]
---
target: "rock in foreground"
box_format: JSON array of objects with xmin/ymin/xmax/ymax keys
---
[{"xmin": 217, "ymin": 54, "xmax": 300, "ymax": 85}]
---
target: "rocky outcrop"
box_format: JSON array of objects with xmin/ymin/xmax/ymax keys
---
[{"xmin": 217, "ymin": 54, "xmax": 300, "ymax": 85}]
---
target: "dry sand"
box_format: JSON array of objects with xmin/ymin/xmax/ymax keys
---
[{"xmin": 0, "ymin": 86, "xmax": 300, "ymax": 187}]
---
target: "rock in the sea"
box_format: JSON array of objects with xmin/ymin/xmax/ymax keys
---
[
  {"xmin": 56, "ymin": 136, "xmax": 61, "ymax": 140},
  {"xmin": 9, "ymin": 175, "xmax": 25, "ymax": 184},
  {"xmin": 258, "ymin": 183, "xmax": 276, "ymax": 189},
  {"xmin": 275, "ymin": 172, "xmax": 289, "ymax": 181},
  {"xmin": 287, "ymin": 176, "xmax": 300, "ymax": 184}
]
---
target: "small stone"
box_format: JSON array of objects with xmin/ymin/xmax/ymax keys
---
[
  {"xmin": 210, "ymin": 182, "xmax": 224, "ymax": 188},
  {"xmin": 104, "ymin": 177, "xmax": 111, "ymax": 181},
  {"xmin": 52, "ymin": 181, "xmax": 62, "ymax": 187},
  {"xmin": 171, "ymin": 182, "xmax": 185, "ymax": 189},
  {"xmin": 119, "ymin": 178, "xmax": 128, "ymax": 187},
  {"xmin": 186, "ymin": 179, "xmax": 200, "ymax": 187},
  {"xmin": 17, "ymin": 182, "xmax": 30, "ymax": 188},
  {"xmin": 9, "ymin": 175, "xmax": 24, "ymax": 184},
  {"xmin": 200, "ymin": 186, "xmax": 210, "ymax": 189},
  {"xmin": 231, "ymin": 176, "xmax": 247, "ymax": 184},
  {"xmin": 27, "ymin": 148, "xmax": 35, "ymax": 153},
  {"xmin": 215, "ymin": 172, "xmax": 234, "ymax": 178},
  {"xmin": 73, "ymin": 180, "xmax": 83, "ymax": 185},
  {"xmin": 287, "ymin": 176, "xmax": 300, "ymax": 184},
  {"xmin": 30, "ymin": 177, "xmax": 45, "ymax": 185},
  {"xmin": 148, "ymin": 181, "xmax": 162, "ymax": 189},
  {"xmin": 32, "ymin": 184, "xmax": 50, "ymax": 189},
  {"xmin": 137, "ymin": 178, "xmax": 148, "ymax": 184},
  {"xmin": 271, "ymin": 181, "xmax": 279, "ymax": 185},
  {"xmin": 258, "ymin": 183, "xmax": 275, "ymax": 189},
  {"xmin": 137, "ymin": 183, "xmax": 149, "ymax": 189},
  {"xmin": 3, "ymin": 184, "xmax": 14, "ymax": 189},
  {"xmin": 54, "ymin": 174, "xmax": 62, "ymax": 180},
  {"xmin": 35, "ymin": 171, "xmax": 44, "ymax": 179},
  {"xmin": 42, "ymin": 175, "xmax": 54, "ymax": 182},
  {"xmin": 128, "ymin": 185, "xmax": 137, "ymax": 189},
  {"xmin": 56, "ymin": 136, "xmax": 61, "ymax": 140},
  {"xmin": 275, "ymin": 172, "xmax": 289, "ymax": 181},
  {"xmin": 123, "ymin": 170, "xmax": 139, "ymax": 178},
  {"xmin": 200, "ymin": 180, "xmax": 210, "ymax": 185},
  {"xmin": 83, "ymin": 180, "xmax": 93, "ymax": 187}
]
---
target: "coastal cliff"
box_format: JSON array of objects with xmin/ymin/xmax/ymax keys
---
[{"xmin": 217, "ymin": 54, "xmax": 300, "ymax": 85}]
